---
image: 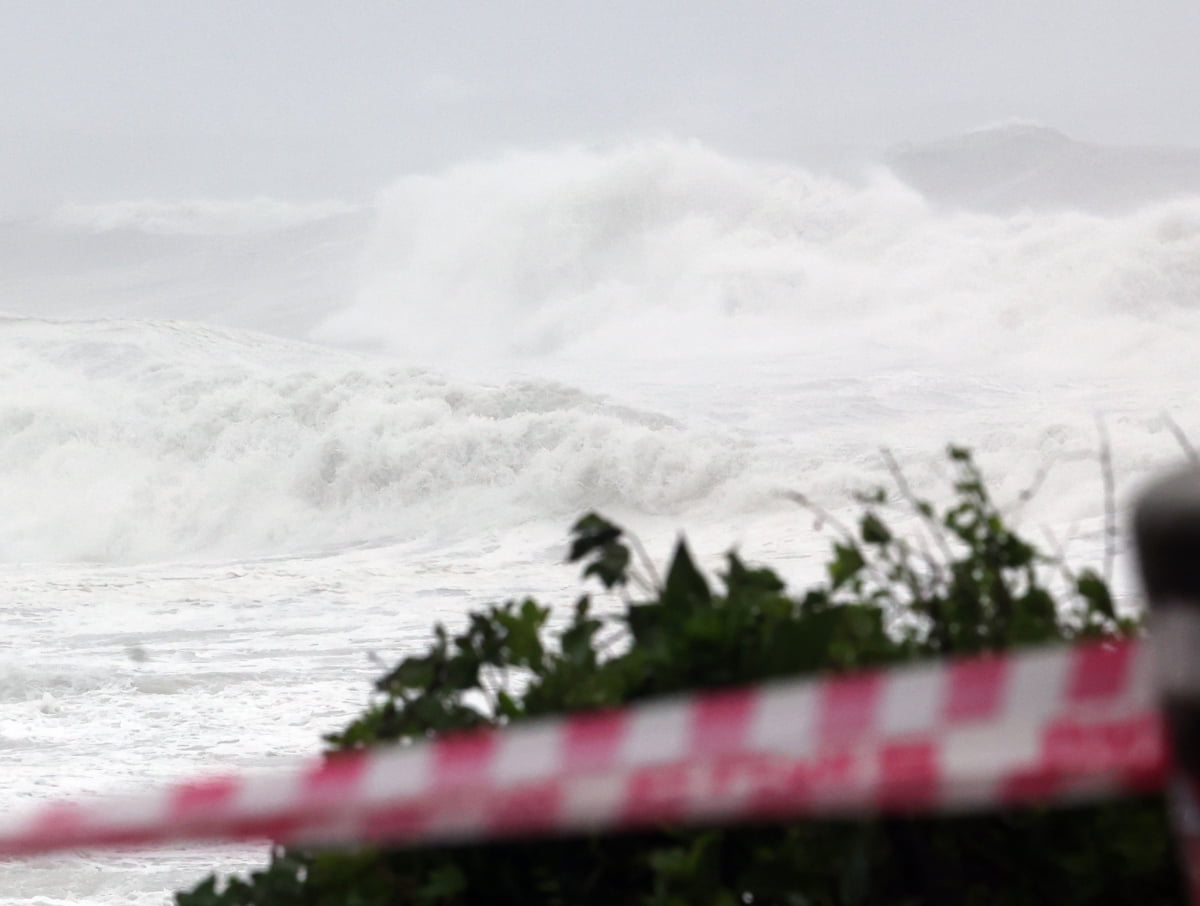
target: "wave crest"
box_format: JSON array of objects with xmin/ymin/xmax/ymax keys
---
[{"xmin": 0, "ymin": 319, "xmax": 745, "ymax": 564}]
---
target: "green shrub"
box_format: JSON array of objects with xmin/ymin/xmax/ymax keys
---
[{"xmin": 177, "ymin": 448, "xmax": 1179, "ymax": 905}]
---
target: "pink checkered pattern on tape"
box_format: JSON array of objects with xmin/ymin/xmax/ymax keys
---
[{"xmin": 0, "ymin": 638, "xmax": 1166, "ymax": 856}]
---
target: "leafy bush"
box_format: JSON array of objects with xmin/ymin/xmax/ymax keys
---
[{"xmin": 177, "ymin": 448, "xmax": 1179, "ymax": 905}]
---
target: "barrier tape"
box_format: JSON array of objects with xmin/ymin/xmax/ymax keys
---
[{"xmin": 0, "ymin": 638, "xmax": 1165, "ymax": 857}]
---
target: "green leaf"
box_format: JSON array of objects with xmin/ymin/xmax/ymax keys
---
[
  {"xmin": 828, "ymin": 542, "xmax": 865, "ymax": 589},
  {"xmin": 627, "ymin": 601, "xmax": 666, "ymax": 645},
  {"xmin": 495, "ymin": 689, "xmax": 522, "ymax": 720},
  {"xmin": 648, "ymin": 845, "xmax": 691, "ymax": 877},
  {"xmin": 838, "ymin": 830, "xmax": 872, "ymax": 906},
  {"xmin": 495, "ymin": 599, "xmax": 547, "ymax": 666},
  {"xmin": 443, "ymin": 654, "xmax": 481, "ymax": 691},
  {"xmin": 684, "ymin": 607, "xmax": 724, "ymax": 642},
  {"xmin": 757, "ymin": 607, "xmax": 842, "ymax": 674},
  {"xmin": 723, "ymin": 552, "xmax": 785, "ymax": 595},
  {"xmin": 568, "ymin": 512, "xmax": 623, "ymax": 562},
  {"xmin": 175, "ymin": 876, "xmax": 219, "ymax": 906},
  {"xmin": 860, "ymin": 512, "xmax": 892, "ymax": 544},
  {"xmin": 1076, "ymin": 569, "xmax": 1116, "ymax": 620},
  {"xmin": 662, "ymin": 539, "xmax": 711, "ymax": 609},
  {"xmin": 583, "ymin": 543, "xmax": 631, "ymax": 589},
  {"xmin": 560, "ymin": 612, "xmax": 601, "ymax": 666},
  {"xmin": 417, "ymin": 862, "xmax": 467, "ymax": 901},
  {"xmin": 376, "ymin": 655, "xmax": 435, "ymax": 692}
]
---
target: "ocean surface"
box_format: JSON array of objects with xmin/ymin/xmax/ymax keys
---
[{"xmin": 3, "ymin": 127, "xmax": 1200, "ymax": 903}]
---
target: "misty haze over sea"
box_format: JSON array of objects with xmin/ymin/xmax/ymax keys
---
[{"xmin": 2, "ymin": 3, "xmax": 1199, "ymax": 902}]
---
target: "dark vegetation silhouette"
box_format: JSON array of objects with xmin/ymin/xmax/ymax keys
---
[{"xmin": 178, "ymin": 448, "xmax": 1179, "ymax": 905}]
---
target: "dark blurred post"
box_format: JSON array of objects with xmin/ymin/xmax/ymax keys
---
[{"xmin": 1135, "ymin": 467, "xmax": 1200, "ymax": 904}]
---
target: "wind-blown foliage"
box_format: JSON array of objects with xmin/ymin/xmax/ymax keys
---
[{"xmin": 178, "ymin": 448, "xmax": 1178, "ymax": 906}]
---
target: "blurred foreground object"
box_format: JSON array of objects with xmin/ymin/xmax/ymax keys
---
[{"xmin": 1136, "ymin": 467, "xmax": 1200, "ymax": 904}]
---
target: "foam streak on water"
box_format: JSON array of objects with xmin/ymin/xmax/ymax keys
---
[{"xmin": 2, "ymin": 136, "xmax": 1199, "ymax": 902}]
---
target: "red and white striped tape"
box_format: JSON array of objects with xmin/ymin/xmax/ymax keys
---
[{"xmin": 0, "ymin": 638, "xmax": 1165, "ymax": 856}]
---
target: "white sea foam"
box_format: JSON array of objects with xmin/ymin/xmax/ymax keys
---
[
  {"xmin": 315, "ymin": 141, "xmax": 1200, "ymax": 381},
  {"xmin": 4, "ymin": 135, "xmax": 1200, "ymax": 903},
  {"xmin": 6, "ymin": 140, "xmax": 1200, "ymax": 568},
  {"xmin": 0, "ymin": 318, "xmax": 746, "ymax": 564}
]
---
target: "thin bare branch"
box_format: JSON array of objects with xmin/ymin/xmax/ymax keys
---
[
  {"xmin": 624, "ymin": 530, "xmax": 663, "ymax": 590},
  {"xmin": 1040, "ymin": 526, "xmax": 1072, "ymax": 574},
  {"xmin": 782, "ymin": 490, "xmax": 856, "ymax": 541},
  {"xmin": 1163, "ymin": 411, "xmax": 1200, "ymax": 466},
  {"xmin": 479, "ymin": 665, "xmax": 502, "ymax": 713},
  {"xmin": 1095, "ymin": 414, "xmax": 1117, "ymax": 588},
  {"xmin": 783, "ymin": 488, "xmax": 894, "ymax": 594},
  {"xmin": 1004, "ymin": 451, "xmax": 1057, "ymax": 523},
  {"xmin": 880, "ymin": 448, "xmax": 955, "ymax": 563},
  {"xmin": 624, "ymin": 568, "xmax": 658, "ymax": 598},
  {"xmin": 594, "ymin": 625, "xmax": 631, "ymax": 657}
]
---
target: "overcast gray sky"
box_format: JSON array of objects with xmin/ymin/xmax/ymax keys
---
[{"xmin": 3, "ymin": 1, "xmax": 1198, "ymax": 209}]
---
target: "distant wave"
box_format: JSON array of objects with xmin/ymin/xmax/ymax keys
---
[
  {"xmin": 48, "ymin": 198, "xmax": 361, "ymax": 237},
  {"xmin": 12, "ymin": 139, "xmax": 1200, "ymax": 368},
  {"xmin": 887, "ymin": 124, "xmax": 1200, "ymax": 214},
  {"xmin": 5, "ymin": 139, "xmax": 1200, "ymax": 569},
  {"xmin": 312, "ymin": 140, "xmax": 1200, "ymax": 364},
  {"xmin": 0, "ymin": 318, "xmax": 746, "ymax": 564}
]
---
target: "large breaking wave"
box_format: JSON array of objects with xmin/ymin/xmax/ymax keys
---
[
  {"xmin": 313, "ymin": 139, "xmax": 1200, "ymax": 380},
  {"xmin": 0, "ymin": 319, "xmax": 745, "ymax": 563},
  {"xmin": 5, "ymin": 133, "xmax": 1200, "ymax": 563}
]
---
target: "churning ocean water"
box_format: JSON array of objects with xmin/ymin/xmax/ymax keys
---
[{"xmin": 3, "ymin": 128, "xmax": 1200, "ymax": 903}]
